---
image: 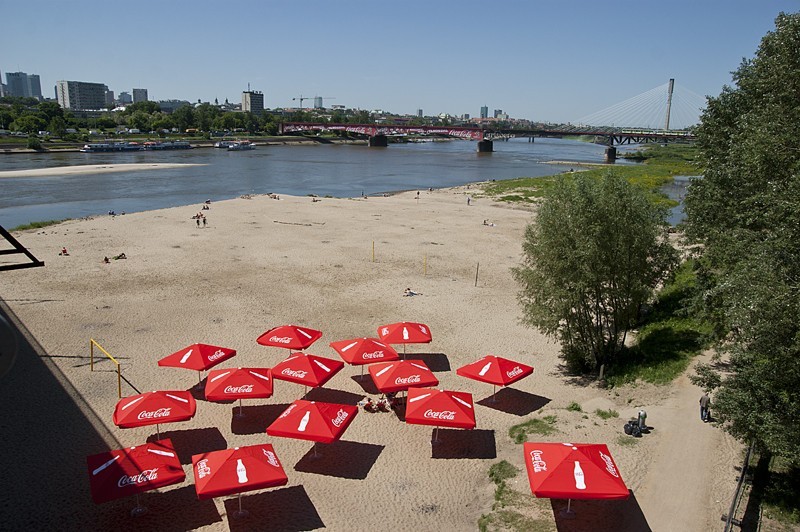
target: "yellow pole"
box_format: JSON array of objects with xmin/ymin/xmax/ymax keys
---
[{"xmin": 90, "ymin": 339, "xmax": 94, "ymax": 371}]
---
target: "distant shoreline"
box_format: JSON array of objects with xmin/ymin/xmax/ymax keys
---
[{"xmin": 0, "ymin": 163, "xmax": 206, "ymax": 178}]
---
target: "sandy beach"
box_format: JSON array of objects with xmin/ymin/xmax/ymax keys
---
[
  {"xmin": 0, "ymin": 163, "xmax": 206, "ymax": 178},
  {"xmin": 0, "ymin": 186, "xmax": 741, "ymax": 531}
]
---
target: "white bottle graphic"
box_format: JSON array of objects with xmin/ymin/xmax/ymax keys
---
[
  {"xmin": 298, "ymin": 411, "xmax": 311, "ymax": 432},
  {"xmin": 573, "ymin": 461, "xmax": 586, "ymax": 490},
  {"xmin": 236, "ymin": 459, "xmax": 248, "ymax": 484},
  {"xmin": 402, "ymin": 327, "xmax": 409, "ymax": 340},
  {"xmin": 478, "ymin": 362, "xmax": 492, "ymax": 376}
]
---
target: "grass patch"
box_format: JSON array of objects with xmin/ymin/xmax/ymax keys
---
[
  {"xmin": 10, "ymin": 219, "xmax": 67, "ymax": 231},
  {"xmin": 488, "ymin": 460, "xmax": 518, "ymax": 485},
  {"xmin": 606, "ymin": 260, "xmax": 714, "ymax": 387},
  {"xmin": 595, "ymin": 409, "xmax": 619, "ymax": 420},
  {"xmin": 478, "ymin": 510, "xmax": 554, "ymax": 532},
  {"xmin": 566, "ymin": 402, "xmax": 582, "ymax": 412},
  {"xmin": 480, "ymin": 460, "xmax": 554, "ymax": 532},
  {"xmin": 761, "ymin": 457, "xmax": 800, "ymax": 525},
  {"xmin": 509, "ymin": 415, "xmax": 558, "ymax": 443},
  {"xmin": 615, "ymin": 435, "xmax": 639, "ymax": 446}
]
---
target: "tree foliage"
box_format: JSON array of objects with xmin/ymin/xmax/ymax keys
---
[
  {"xmin": 513, "ymin": 172, "xmax": 677, "ymax": 372},
  {"xmin": 685, "ymin": 12, "xmax": 800, "ymax": 464}
]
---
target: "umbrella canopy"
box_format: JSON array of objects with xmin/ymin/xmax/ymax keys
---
[
  {"xmin": 256, "ymin": 325, "xmax": 322, "ymax": 352},
  {"xmin": 113, "ymin": 390, "xmax": 196, "ymax": 430},
  {"xmin": 456, "ymin": 355, "xmax": 534, "ymax": 387},
  {"xmin": 192, "ymin": 443, "xmax": 288, "ymax": 500},
  {"xmin": 523, "ymin": 442, "xmax": 629, "ymax": 500},
  {"xmin": 270, "ymin": 352, "xmax": 343, "ymax": 389},
  {"xmin": 87, "ymin": 439, "xmax": 185, "ymax": 504},
  {"xmin": 377, "ymin": 322, "xmax": 432, "ymax": 345},
  {"xmin": 158, "ymin": 343, "xmax": 236, "ymax": 372},
  {"xmin": 266, "ymin": 400, "xmax": 358, "ymax": 444},
  {"xmin": 368, "ymin": 359, "xmax": 438, "ymax": 394},
  {"xmin": 405, "ymin": 388, "xmax": 476, "ymax": 430},
  {"xmin": 205, "ymin": 367, "xmax": 274, "ymax": 402},
  {"xmin": 329, "ymin": 337, "xmax": 400, "ymax": 366}
]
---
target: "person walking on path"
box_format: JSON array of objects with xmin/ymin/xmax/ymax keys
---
[
  {"xmin": 699, "ymin": 393, "xmax": 710, "ymax": 422},
  {"xmin": 467, "ymin": 195, "xmax": 471, "ymax": 206}
]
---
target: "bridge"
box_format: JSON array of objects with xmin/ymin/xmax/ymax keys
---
[{"xmin": 279, "ymin": 79, "xmax": 705, "ymax": 160}]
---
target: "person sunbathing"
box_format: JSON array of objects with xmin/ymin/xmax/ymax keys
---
[{"xmin": 404, "ymin": 288, "xmax": 422, "ymax": 296}]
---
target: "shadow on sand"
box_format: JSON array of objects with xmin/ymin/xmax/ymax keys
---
[
  {"xmin": 550, "ymin": 490, "xmax": 651, "ymax": 531},
  {"xmin": 294, "ymin": 440, "xmax": 384, "ymax": 479},
  {"xmin": 430, "ymin": 428, "xmax": 497, "ymax": 459},
  {"xmin": 303, "ymin": 386, "xmax": 363, "ymax": 405},
  {"xmin": 476, "ymin": 388, "xmax": 551, "ymax": 416},
  {"xmin": 231, "ymin": 403, "xmax": 292, "ymax": 435},
  {"xmin": 147, "ymin": 427, "xmax": 227, "ymax": 464},
  {"xmin": 405, "ymin": 352, "xmax": 451, "ymax": 372},
  {"xmin": 96, "ymin": 485, "xmax": 222, "ymax": 531},
  {"xmin": 224, "ymin": 485, "xmax": 324, "ymax": 532}
]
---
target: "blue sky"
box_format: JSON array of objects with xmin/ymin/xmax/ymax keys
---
[{"xmin": 2, "ymin": 1, "xmax": 796, "ymax": 125}]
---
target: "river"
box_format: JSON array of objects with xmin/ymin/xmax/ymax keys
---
[{"xmin": 0, "ymin": 137, "xmax": 634, "ymax": 229}]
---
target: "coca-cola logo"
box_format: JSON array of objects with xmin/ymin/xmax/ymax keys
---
[
  {"xmin": 208, "ymin": 349, "xmax": 227, "ymax": 361},
  {"xmin": 506, "ymin": 366, "xmax": 523, "ymax": 379},
  {"xmin": 380, "ymin": 327, "xmax": 389, "ymax": 336},
  {"xmin": 331, "ymin": 409, "xmax": 349, "ymax": 427},
  {"xmin": 269, "ymin": 336, "xmax": 292, "ymax": 344},
  {"xmin": 262, "ymin": 449, "xmax": 279, "ymax": 467},
  {"xmin": 118, "ymin": 468, "xmax": 158, "ymax": 488},
  {"xmin": 599, "ymin": 451, "xmax": 619, "ymax": 477},
  {"xmin": 224, "ymin": 384, "xmax": 254, "ymax": 394},
  {"xmin": 137, "ymin": 408, "xmax": 172, "ymax": 420},
  {"xmin": 395, "ymin": 375, "xmax": 421, "ymax": 385},
  {"xmin": 279, "ymin": 403, "xmax": 297, "ymax": 418},
  {"xmin": 196, "ymin": 459, "xmax": 211, "ymax": 479},
  {"xmin": 423, "ymin": 409, "xmax": 455, "ymax": 420},
  {"xmin": 362, "ymin": 351, "xmax": 385, "ymax": 359},
  {"xmin": 529, "ymin": 449, "xmax": 547, "ymax": 473},
  {"xmin": 282, "ymin": 368, "xmax": 308, "ymax": 378}
]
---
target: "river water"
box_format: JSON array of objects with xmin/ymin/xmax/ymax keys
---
[{"xmin": 0, "ymin": 137, "xmax": 634, "ymax": 229}]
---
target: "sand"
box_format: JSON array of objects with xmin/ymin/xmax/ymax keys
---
[
  {"xmin": 0, "ymin": 163, "xmax": 206, "ymax": 178},
  {"xmin": 0, "ymin": 186, "xmax": 742, "ymax": 531}
]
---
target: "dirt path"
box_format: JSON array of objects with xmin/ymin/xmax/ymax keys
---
[{"xmin": 635, "ymin": 353, "xmax": 742, "ymax": 531}]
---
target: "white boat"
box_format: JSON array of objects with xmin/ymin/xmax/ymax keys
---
[
  {"xmin": 227, "ymin": 140, "xmax": 255, "ymax": 151},
  {"xmin": 214, "ymin": 140, "xmax": 236, "ymax": 148}
]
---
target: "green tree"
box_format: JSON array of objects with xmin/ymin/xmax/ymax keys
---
[
  {"xmin": 48, "ymin": 116, "xmax": 67, "ymax": 138},
  {"xmin": 127, "ymin": 110, "xmax": 151, "ymax": 132},
  {"xmin": 36, "ymin": 101, "xmax": 64, "ymax": 123},
  {"xmin": 513, "ymin": 173, "xmax": 677, "ymax": 372},
  {"xmin": 172, "ymin": 105, "xmax": 195, "ymax": 132},
  {"xmin": 12, "ymin": 114, "xmax": 46, "ymax": 134},
  {"xmin": 685, "ymin": 13, "xmax": 800, "ymax": 464}
]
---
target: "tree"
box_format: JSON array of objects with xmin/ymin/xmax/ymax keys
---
[
  {"xmin": 12, "ymin": 114, "xmax": 45, "ymax": 134},
  {"xmin": 685, "ymin": 13, "xmax": 800, "ymax": 464},
  {"xmin": 513, "ymin": 173, "xmax": 677, "ymax": 372},
  {"xmin": 172, "ymin": 105, "xmax": 194, "ymax": 132}
]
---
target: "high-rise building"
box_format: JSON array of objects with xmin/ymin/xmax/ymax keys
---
[
  {"xmin": 242, "ymin": 90, "xmax": 264, "ymax": 113},
  {"xmin": 417, "ymin": 109, "xmax": 423, "ymax": 117},
  {"xmin": 132, "ymin": 88, "xmax": 148, "ymax": 103},
  {"xmin": 105, "ymin": 90, "xmax": 115, "ymax": 108},
  {"xmin": 480, "ymin": 105, "xmax": 488, "ymax": 119},
  {"xmin": 55, "ymin": 80, "xmax": 108, "ymax": 110},
  {"xmin": 313, "ymin": 96, "xmax": 323, "ymax": 109},
  {"xmin": 118, "ymin": 91, "xmax": 132, "ymax": 104},
  {"xmin": 6, "ymin": 71, "xmax": 43, "ymax": 99},
  {"xmin": 493, "ymin": 109, "xmax": 503, "ymax": 118}
]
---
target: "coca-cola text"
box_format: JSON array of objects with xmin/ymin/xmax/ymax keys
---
[
  {"xmin": 196, "ymin": 459, "xmax": 211, "ymax": 479},
  {"xmin": 506, "ymin": 366, "xmax": 523, "ymax": 379},
  {"xmin": 137, "ymin": 408, "xmax": 172, "ymax": 420},
  {"xmin": 423, "ymin": 409, "xmax": 455, "ymax": 420},
  {"xmin": 599, "ymin": 451, "xmax": 619, "ymax": 477},
  {"xmin": 118, "ymin": 468, "xmax": 158, "ymax": 488},
  {"xmin": 331, "ymin": 409, "xmax": 349, "ymax": 427},
  {"xmin": 269, "ymin": 336, "xmax": 292, "ymax": 344},
  {"xmin": 529, "ymin": 449, "xmax": 548, "ymax": 473},
  {"xmin": 282, "ymin": 368, "xmax": 308, "ymax": 379},
  {"xmin": 224, "ymin": 384, "xmax": 254, "ymax": 394},
  {"xmin": 208, "ymin": 349, "xmax": 227, "ymax": 362},
  {"xmin": 361, "ymin": 351, "xmax": 385, "ymax": 359},
  {"xmin": 395, "ymin": 375, "xmax": 421, "ymax": 385},
  {"xmin": 262, "ymin": 449, "xmax": 279, "ymax": 467}
]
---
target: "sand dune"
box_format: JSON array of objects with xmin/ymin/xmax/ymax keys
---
[{"xmin": 0, "ymin": 162, "xmax": 206, "ymax": 178}]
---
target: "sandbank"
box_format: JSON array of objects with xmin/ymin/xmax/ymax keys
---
[
  {"xmin": 0, "ymin": 162, "xmax": 206, "ymax": 178},
  {"xmin": 0, "ymin": 186, "xmax": 741, "ymax": 531}
]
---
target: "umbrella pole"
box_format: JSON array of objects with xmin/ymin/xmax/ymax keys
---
[
  {"xmin": 402, "ymin": 344, "xmax": 406, "ymax": 360},
  {"xmin": 559, "ymin": 498, "xmax": 576, "ymax": 518},
  {"xmin": 131, "ymin": 493, "xmax": 147, "ymax": 517},
  {"xmin": 312, "ymin": 442, "xmax": 319, "ymax": 458},
  {"xmin": 233, "ymin": 492, "xmax": 249, "ymax": 519},
  {"xmin": 156, "ymin": 423, "xmax": 161, "ymax": 440},
  {"xmin": 432, "ymin": 427, "xmax": 439, "ymax": 444},
  {"xmin": 197, "ymin": 370, "xmax": 202, "ymax": 387},
  {"xmin": 237, "ymin": 399, "xmax": 244, "ymax": 418},
  {"xmin": 490, "ymin": 385, "xmax": 498, "ymax": 403}
]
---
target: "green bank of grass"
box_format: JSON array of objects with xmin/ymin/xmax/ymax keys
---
[
  {"xmin": 606, "ymin": 259, "xmax": 714, "ymax": 387},
  {"xmin": 10, "ymin": 219, "xmax": 67, "ymax": 231},
  {"xmin": 482, "ymin": 144, "xmax": 700, "ymax": 207},
  {"xmin": 479, "ymin": 460, "xmax": 554, "ymax": 532},
  {"xmin": 509, "ymin": 415, "xmax": 558, "ymax": 443}
]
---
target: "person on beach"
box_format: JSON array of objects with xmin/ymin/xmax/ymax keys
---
[
  {"xmin": 404, "ymin": 288, "xmax": 421, "ymax": 297},
  {"xmin": 103, "ymin": 256, "xmax": 110, "ymax": 264},
  {"xmin": 196, "ymin": 218, "xmax": 200, "ymax": 227},
  {"xmin": 202, "ymin": 217, "xmax": 207, "ymax": 227},
  {"xmin": 467, "ymin": 196, "xmax": 471, "ymax": 206},
  {"xmin": 59, "ymin": 247, "xmax": 69, "ymax": 256},
  {"xmin": 699, "ymin": 393, "xmax": 711, "ymax": 422}
]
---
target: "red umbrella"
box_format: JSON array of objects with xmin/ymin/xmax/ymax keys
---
[
  {"xmin": 192, "ymin": 443, "xmax": 288, "ymax": 518},
  {"xmin": 523, "ymin": 442, "xmax": 629, "ymax": 515},
  {"xmin": 405, "ymin": 387, "xmax": 476, "ymax": 442},
  {"xmin": 270, "ymin": 352, "xmax": 343, "ymax": 393},
  {"xmin": 87, "ymin": 438, "xmax": 185, "ymax": 516},
  {"xmin": 267, "ymin": 400, "xmax": 358, "ymax": 455},
  {"xmin": 113, "ymin": 390, "xmax": 197, "ymax": 439},
  {"xmin": 205, "ymin": 367, "xmax": 273, "ymax": 417},
  {"xmin": 256, "ymin": 324, "xmax": 322, "ymax": 353},
  {"xmin": 456, "ymin": 355, "xmax": 534, "ymax": 400},
  {"xmin": 368, "ymin": 359, "xmax": 438, "ymax": 395},
  {"xmin": 158, "ymin": 343, "xmax": 237, "ymax": 387},
  {"xmin": 377, "ymin": 321, "xmax": 432, "ymax": 358},
  {"xmin": 329, "ymin": 337, "xmax": 400, "ymax": 378}
]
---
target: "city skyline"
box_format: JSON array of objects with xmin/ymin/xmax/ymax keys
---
[{"xmin": 1, "ymin": 1, "xmax": 796, "ymax": 124}]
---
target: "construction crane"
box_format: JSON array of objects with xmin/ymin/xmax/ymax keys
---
[{"xmin": 292, "ymin": 95, "xmax": 336, "ymax": 109}]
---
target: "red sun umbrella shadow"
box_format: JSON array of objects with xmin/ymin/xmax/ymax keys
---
[
  {"xmin": 266, "ymin": 399, "xmax": 358, "ymax": 457},
  {"xmin": 87, "ymin": 438, "xmax": 185, "ymax": 516},
  {"xmin": 257, "ymin": 325, "xmax": 322, "ymax": 355},
  {"xmin": 405, "ymin": 387, "xmax": 476, "ymax": 444},
  {"xmin": 158, "ymin": 343, "xmax": 237, "ymax": 388},
  {"xmin": 192, "ymin": 443, "xmax": 288, "ymax": 519},
  {"xmin": 456, "ymin": 355, "xmax": 534, "ymax": 402},
  {"xmin": 270, "ymin": 352, "xmax": 343, "ymax": 396},
  {"xmin": 523, "ymin": 442, "xmax": 629, "ymax": 516},
  {"xmin": 377, "ymin": 321, "xmax": 431, "ymax": 358},
  {"xmin": 329, "ymin": 337, "xmax": 400, "ymax": 379},
  {"xmin": 113, "ymin": 390, "xmax": 197, "ymax": 440},
  {"xmin": 205, "ymin": 367, "xmax": 273, "ymax": 418}
]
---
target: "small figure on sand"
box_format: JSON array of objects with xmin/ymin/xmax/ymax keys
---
[
  {"xmin": 59, "ymin": 247, "xmax": 69, "ymax": 256},
  {"xmin": 202, "ymin": 217, "xmax": 207, "ymax": 227},
  {"xmin": 467, "ymin": 196, "xmax": 472, "ymax": 206},
  {"xmin": 113, "ymin": 252, "xmax": 126, "ymax": 260},
  {"xmin": 404, "ymin": 287, "xmax": 422, "ymax": 297},
  {"xmin": 196, "ymin": 218, "xmax": 200, "ymax": 227},
  {"xmin": 103, "ymin": 256, "xmax": 110, "ymax": 264},
  {"xmin": 483, "ymin": 219, "xmax": 495, "ymax": 227}
]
